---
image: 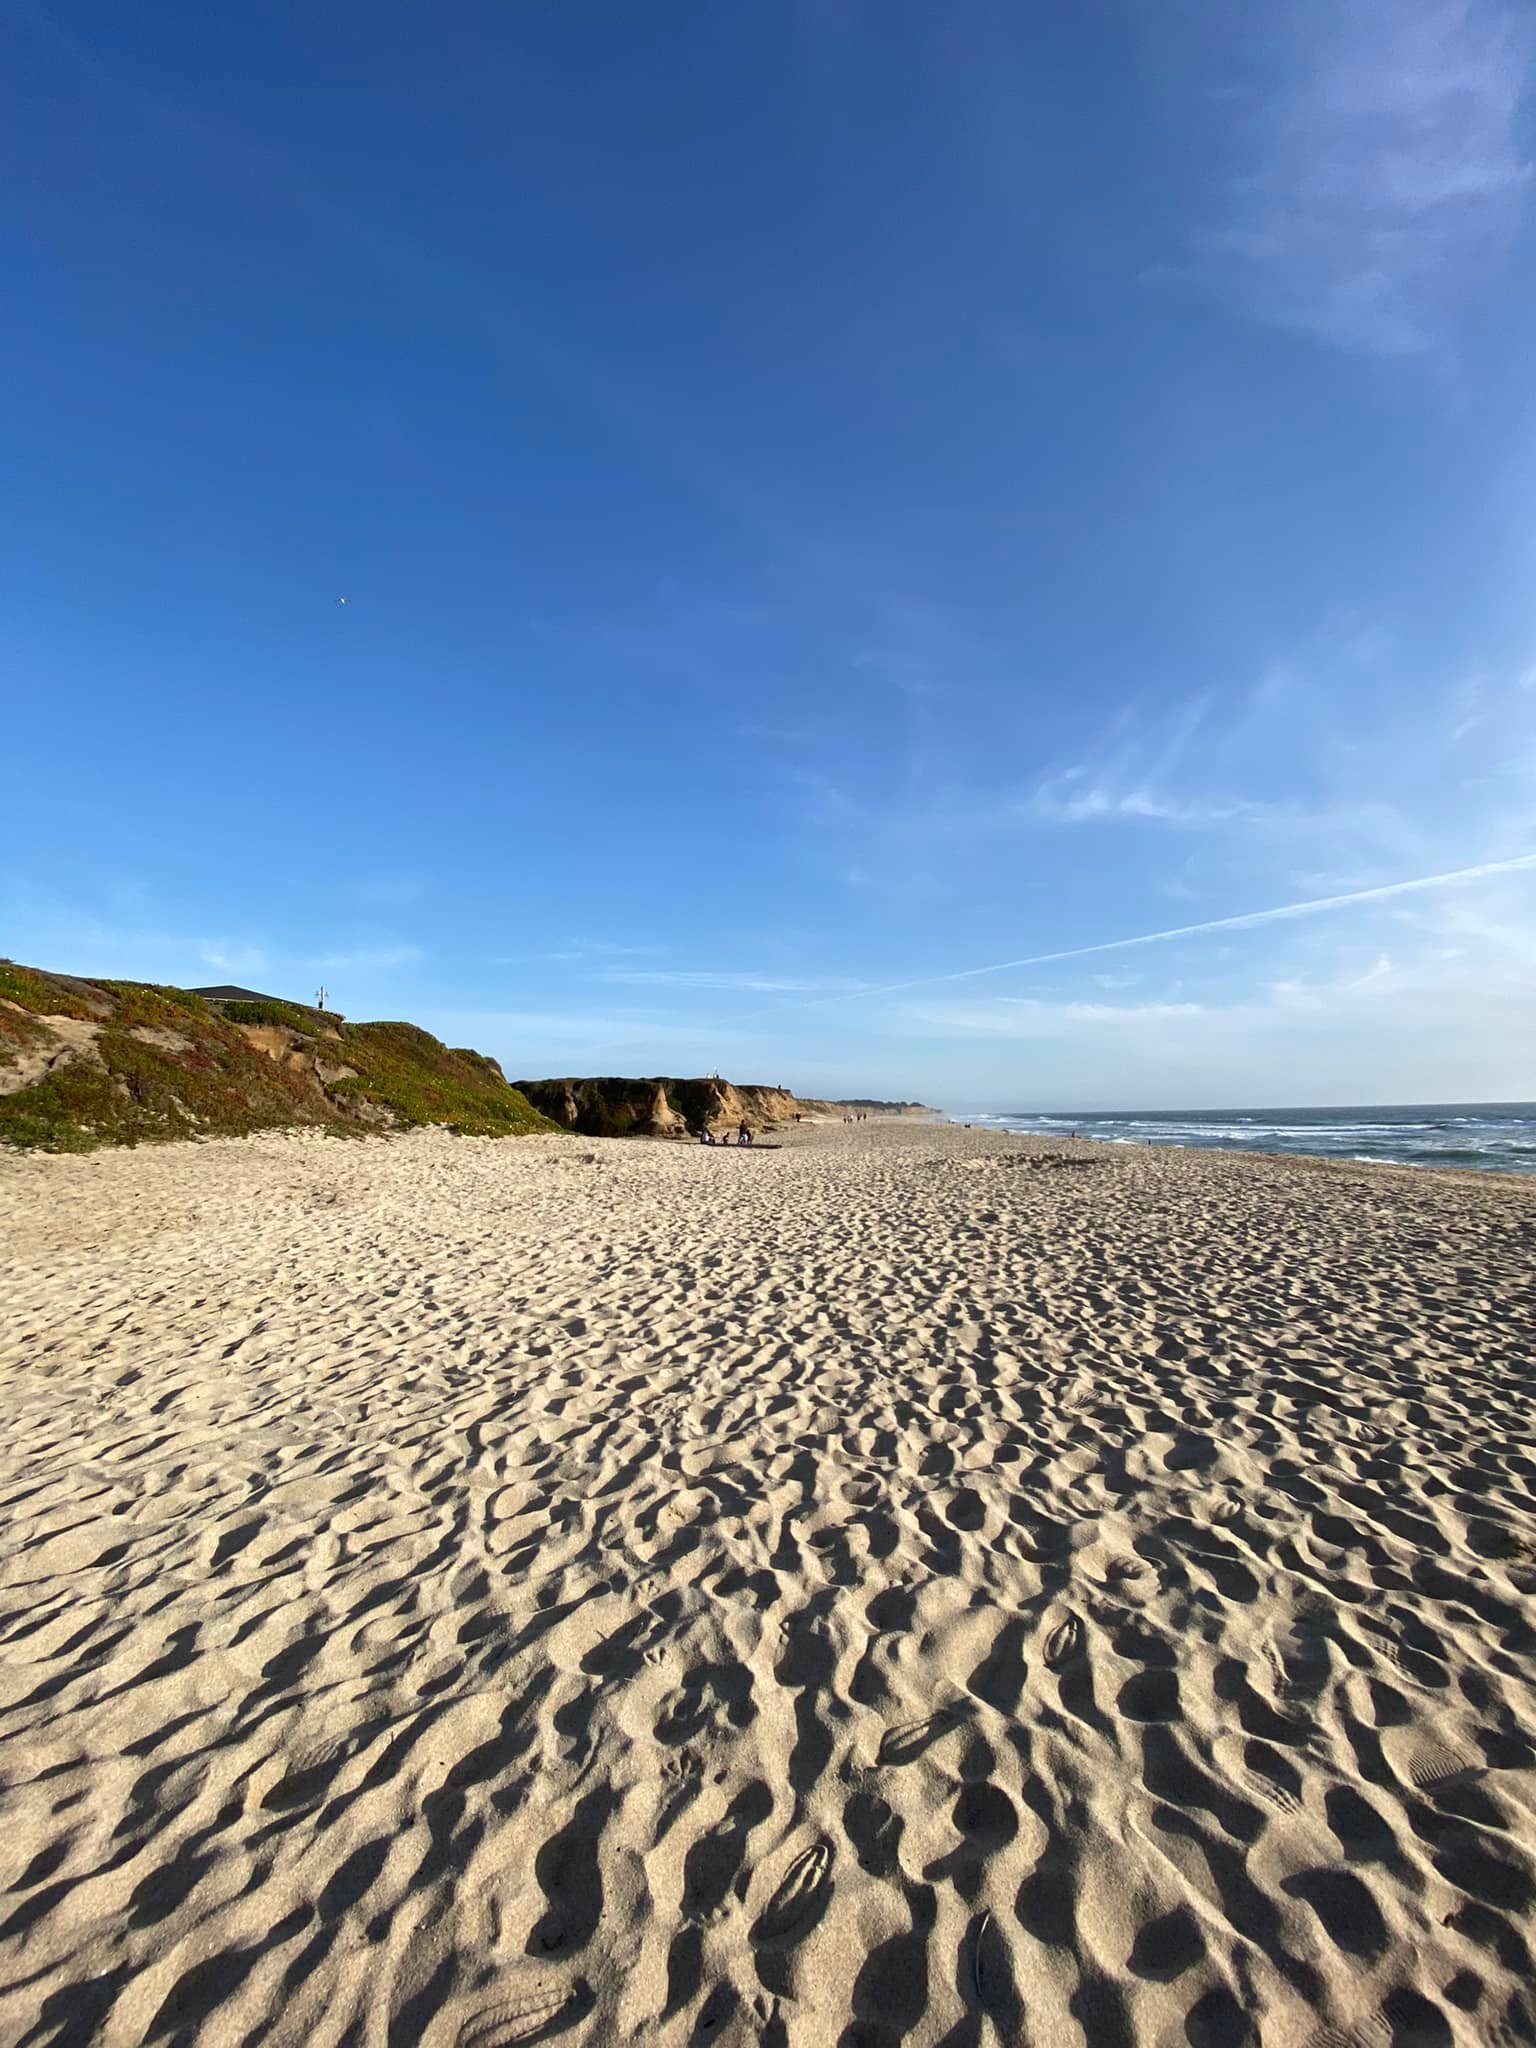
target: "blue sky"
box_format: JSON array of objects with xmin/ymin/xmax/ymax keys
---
[{"xmin": 5, "ymin": 1, "xmax": 1535, "ymax": 1108}]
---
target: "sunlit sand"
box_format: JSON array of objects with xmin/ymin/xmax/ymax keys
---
[{"xmin": 3, "ymin": 1118, "xmax": 1533, "ymax": 2046}]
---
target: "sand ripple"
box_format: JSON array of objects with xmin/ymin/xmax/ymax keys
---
[{"xmin": 2, "ymin": 1122, "xmax": 1535, "ymax": 2045}]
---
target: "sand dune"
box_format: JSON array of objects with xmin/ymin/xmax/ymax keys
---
[{"xmin": 2, "ymin": 1119, "xmax": 1535, "ymax": 2046}]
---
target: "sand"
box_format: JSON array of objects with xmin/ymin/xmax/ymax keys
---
[{"xmin": 2, "ymin": 1118, "xmax": 1534, "ymax": 2048}]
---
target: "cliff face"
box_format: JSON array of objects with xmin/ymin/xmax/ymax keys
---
[
  {"xmin": 516, "ymin": 1077, "xmax": 688, "ymax": 1139},
  {"xmin": 0, "ymin": 962, "xmax": 558, "ymax": 1151},
  {"xmin": 516, "ymin": 1076, "xmax": 817, "ymax": 1139}
]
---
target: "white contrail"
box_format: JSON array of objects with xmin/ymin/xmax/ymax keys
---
[{"xmin": 843, "ymin": 851, "xmax": 1536, "ymax": 1002}]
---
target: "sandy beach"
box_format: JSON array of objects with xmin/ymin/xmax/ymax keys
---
[{"xmin": 2, "ymin": 1116, "xmax": 1534, "ymax": 2048}]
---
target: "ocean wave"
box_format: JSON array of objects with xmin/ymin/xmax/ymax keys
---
[{"xmin": 962, "ymin": 1104, "xmax": 1536, "ymax": 1174}]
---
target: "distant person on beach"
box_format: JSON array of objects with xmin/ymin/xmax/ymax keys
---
[
  {"xmin": 738, "ymin": 1121, "xmax": 752, "ymax": 1146},
  {"xmin": 698, "ymin": 1128, "xmax": 715, "ymax": 1146}
]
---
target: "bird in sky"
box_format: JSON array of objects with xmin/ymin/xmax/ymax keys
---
[{"xmin": 334, "ymin": 596, "xmax": 349, "ymax": 606}]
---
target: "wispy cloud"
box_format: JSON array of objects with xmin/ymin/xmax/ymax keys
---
[
  {"xmin": 830, "ymin": 851, "xmax": 1536, "ymax": 1001},
  {"xmin": 966, "ymin": 693, "xmax": 1284, "ymax": 835},
  {"xmin": 1197, "ymin": 0, "xmax": 1532, "ymax": 354},
  {"xmin": 895, "ymin": 920, "xmax": 1536, "ymax": 1103},
  {"xmin": 419, "ymin": 1009, "xmax": 723, "ymax": 1050},
  {"xmin": 197, "ymin": 940, "xmax": 270, "ymax": 977},
  {"xmin": 896, "ymin": 913, "xmax": 1536, "ymax": 1045},
  {"xmin": 1448, "ymin": 674, "xmax": 1490, "ymax": 743},
  {"xmin": 314, "ymin": 943, "xmax": 424, "ymax": 974},
  {"xmin": 1, "ymin": 878, "xmax": 429, "ymax": 993},
  {"xmin": 413, "ymin": 1007, "xmax": 762, "ymax": 1074},
  {"xmin": 1027, "ymin": 770, "xmax": 1270, "ymax": 829},
  {"xmin": 901, "ymin": 997, "xmax": 1209, "ymax": 1040},
  {"xmin": 488, "ymin": 943, "xmax": 664, "ymax": 967},
  {"xmin": 593, "ymin": 969, "xmax": 872, "ymax": 995}
]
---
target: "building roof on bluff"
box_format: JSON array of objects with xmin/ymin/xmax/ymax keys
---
[{"xmin": 192, "ymin": 985, "xmax": 345, "ymax": 1022}]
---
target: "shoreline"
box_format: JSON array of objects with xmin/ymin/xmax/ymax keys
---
[
  {"xmin": 938, "ymin": 1103, "xmax": 1536, "ymax": 1181},
  {"xmin": 3, "ymin": 1116, "xmax": 1534, "ymax": 2045}
]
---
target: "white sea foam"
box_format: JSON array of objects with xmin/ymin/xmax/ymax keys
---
[{"xmin": 958, "ymin": 1104, "xmax": 1536, "ymax": 1175}]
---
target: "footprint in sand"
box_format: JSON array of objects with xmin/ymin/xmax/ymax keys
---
[
  {"xmin": 1215, "ymin": 1733, "xmax": 1306, "ymax": 1818},
  {"xmin": 1300, "ymin": 2017, "xmax": 1394, "ymax": 2048},
  {"xmin": 443, "ymin": 1979, "xmax": 591, "ymax": 2047},
  {"xmin": 1044, "ymin": 1610, "xmax": 1084, "ymax": 1669},
  {"xmin": 1381, "ymin": 1729, "xmax": 1482, "ymax": 1792},
  {"xmin": 750, "ymin": 1840, "xmax": 834, "ymax": 1946},
  {"xmin": 1103, "ymin": 1556, "xmax": 1147, "ymax": 1587},
  {"xmin": 876, "ymin": 1706, "xmax": 964, "ymax": 1767}
]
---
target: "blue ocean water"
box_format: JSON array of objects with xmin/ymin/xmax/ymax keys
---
[{"xmin": 958, "ymin": 1104, "xmax": 1536, "ymax": 1175}]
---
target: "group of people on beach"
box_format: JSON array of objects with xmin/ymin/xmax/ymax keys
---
[{"xmin": 697, "ymin": 1108, "xmax": 869, "ymax": 1144}]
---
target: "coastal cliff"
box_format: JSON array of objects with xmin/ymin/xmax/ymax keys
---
[
  {"xmin": 0, "ymin": 962, "xmax": 557, "ymax": 1150},
  {"xmin": 514, "ymin": 1077, "xmax": 933, "ymax": 1138},
  {"xmin": 0, "ymin": 957, "xmax": 932, "ymax": 1153},
  {"xmin": 514, "ymin": 1075, "xmax": 814, "ymax": 1138}
]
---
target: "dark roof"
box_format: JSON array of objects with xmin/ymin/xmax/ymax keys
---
[
  {"xmin": 192, "ymin": 985, "xmax": 286, "ymax": 1004},
  {"xmin": 192, "ymin": 985, "xmax": 345, "ymax": 1025}
]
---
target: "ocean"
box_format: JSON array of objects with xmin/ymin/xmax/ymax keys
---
[{"xmin": 957, "ymin": 1103, "xmax": 1536, "ymax": 1175}]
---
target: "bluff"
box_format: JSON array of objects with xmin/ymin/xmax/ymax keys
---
[
  {"xmin": 0, "ymin": 962, "xmax": 558, "ymax": 1151},
  {"xmin": 516, "ymin": 1075, "xmax": 829, "ymax": 1139}
]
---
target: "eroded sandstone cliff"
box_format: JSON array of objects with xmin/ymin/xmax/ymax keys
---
[{"xmin": 515, "ymin": 1076, "xmax": 835, "ymax": 1138}]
